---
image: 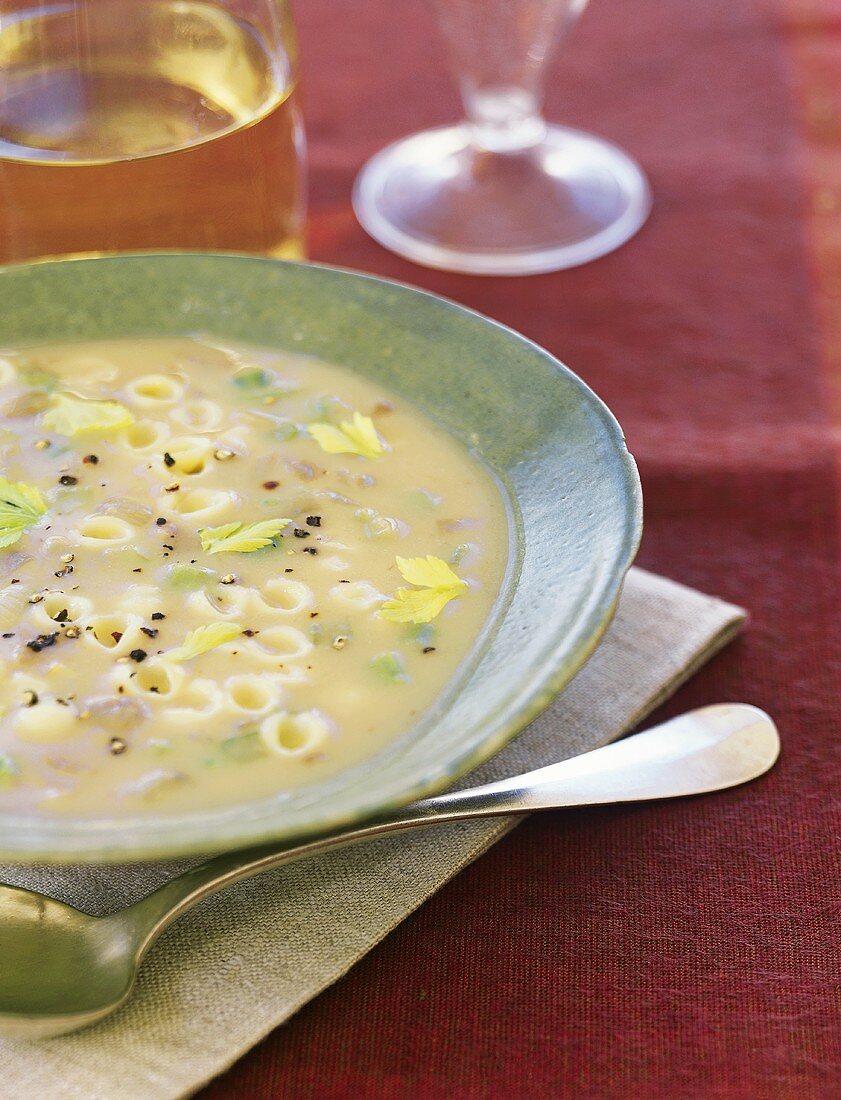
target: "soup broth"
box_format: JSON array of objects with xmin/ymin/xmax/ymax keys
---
[{"xmin": 0, "ymin": 338, "xmax": 508, "ymax": 816}]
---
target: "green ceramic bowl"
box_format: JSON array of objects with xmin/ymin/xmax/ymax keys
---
[{"xmin": 0, "ymin": 254, "xmax": 641, "ymax": 861}]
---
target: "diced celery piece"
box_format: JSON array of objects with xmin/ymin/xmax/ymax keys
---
[
  {"xmin": 0, "ymin": 753, "xmax": 18, "ymax": 784},
  {"xmin": 405, "ymin": 622, "xmax": 436, "ymax": 648},
  {"xmin": 370, "ymin": 651, "xmax": 411, "ymax": 684},
  {"xmin": 272, "ymin": 420, "xmax": 299, "ymax": 442},
  {"xmin": 165, "ymin": 563, "xmax": 217, "ymax": 591},
  {"xmin": 146, "ymin": 738, "xmax": 172, "ymax": 755},
  {"xmin": 19, "ymin": 365, "xmax": 57, "ymax": 391},
  {"xmin": 220, "ymin": 730, "xmax": 267, "ymax": 763},
  {"xmin": 450, "ymin": 543, "xmax": 472, "ymax": 566},
  {"xmin": 233, "ymin": 367, "xmax": 272, "ymax": 389},
  {"xmin": 306, "ymin": 394, "xmax": 350, "ymax": 423},
  {"xmin": 408, "ymin": 489, "xmax": 442, "ymax": 511}
]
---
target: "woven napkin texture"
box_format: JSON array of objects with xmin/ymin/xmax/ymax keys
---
[{"xmin": 0, "ymin": 567, "xmax": 745, "ymax": 1099}]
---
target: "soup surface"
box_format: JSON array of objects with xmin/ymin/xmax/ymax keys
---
[{"xmin": 0, "ymin": 338, "xmax": 508, "ymax": 816}]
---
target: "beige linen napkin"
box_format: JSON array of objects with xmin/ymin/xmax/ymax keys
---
[{"xmin": 0, "ymin": 567, "xmax": 745, "ymax": 1099}]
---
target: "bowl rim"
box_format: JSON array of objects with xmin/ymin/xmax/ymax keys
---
[{"xmin": 0, "ymin": 253, "xmax": 642, "ymax": 861}]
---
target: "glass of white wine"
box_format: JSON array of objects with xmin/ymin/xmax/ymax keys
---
[
  {"xmin": 0, "ymin": 0, "xmax": 306, "ymax": 264},
  {"xmin": 354, "ymin": 0, "xmax": 650, "ymax": 275}
]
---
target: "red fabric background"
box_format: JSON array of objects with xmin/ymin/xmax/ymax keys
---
[{"xmin": 201, "ymin": 0, "xmax": 841, "ymax": 1095}]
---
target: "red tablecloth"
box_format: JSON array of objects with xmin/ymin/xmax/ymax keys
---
[{"xmin": 202, "ymin": 0, "xmax": 841, "ymax": 1095}]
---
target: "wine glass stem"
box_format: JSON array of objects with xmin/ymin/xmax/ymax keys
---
[
  {"xmin": 430, "ymin": 0, "xmax": 584, "ymax": 154},
  {"xmin": 462, "ymin": 84, "xmax": 548, "ymax": 153}
]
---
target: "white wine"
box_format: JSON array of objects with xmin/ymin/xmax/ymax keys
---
[{"xmin": 0, "ymin": 0, "xmax": 305, "ymax": 263}]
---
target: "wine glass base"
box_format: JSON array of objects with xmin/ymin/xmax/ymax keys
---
[{"xmin": 353, "ymin": 124, "xmax": 652, "ymax": 276}]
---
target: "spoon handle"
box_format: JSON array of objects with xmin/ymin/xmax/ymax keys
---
[{"xmin": 123, "ymin": 704, "xmax": 778, "ymax": 953}]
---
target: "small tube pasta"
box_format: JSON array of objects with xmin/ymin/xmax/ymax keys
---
[
  {"xmin": 9, "ymin": 671, "xmax": 50, "ymax": 706},
  {"xmin": 319, "ymin": 555, "xmax": 352, "ymax": 572},
  {"xmin": 259, "ymin": 709, "xmax": 332, "ymax": 756},
  {"xmin": 328, "ymin": 580, "xmax": 386, "ymax": 610},
  {"xmin": 224, "ymin": 674, "xmax": 281, "ymax": 714},
  {"xmin": 122, "ymin": 659, "xmax": 185, "ymax": 699},
  {"xmin": 166, "ymin": 488, "xmax": 236, "ymax": 522},
  {"xmin": 251, "ymin": 626, "xmax": 313, "ymax": 662},
  {"xmin": 0, "ymin": 585, "xmax": 34, "ymax": 632},
  {"xmin": 166, "ymin": 679, "xmax": 226, "ymax": 723},
  {"xmin": 170, "ymin": 398, "xmax": 223, "ymax": 431},
  {"xmin": 261, "ymin": 578, "xmax": 315, "ymax": 614},
  {"xmin": 123, "ymin": 585, "xmax": 165, "ymax": 618},
  {"xmin": 32, "ymin": 591, "xmax": 93, "ymax": 629},
  {"xmin": 75, "ymin": 515, "xmax": 135, "ymax": 545},
  {"xmin": 188, "ymin": 587, "xmax": 253, "ymax": 620},
  {"xmin": 84, "ymin": 613, "xmax": 146, "ymax": 656},
  {"xmin": 160, "ymin": 435, "xmax": 213, "ymax": 476},
  {"xmin": 122, "ymin": 420, "xmax": 170, "ymax": 452},
  {"xmin": 126, "ymin": 374, "xmax": 186, "ymax": 405},
  {"xmin": 14, "ymin": 700, "xmax": 79, "ymax": 743}
]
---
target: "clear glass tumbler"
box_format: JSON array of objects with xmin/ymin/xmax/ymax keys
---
[
  {"xmin": 354, "ymin": 0, "xmax": 650, "ymax": 275},
  {"xmin": 0, "ymin": 0, "xmax": 306, "ymax": 264}
]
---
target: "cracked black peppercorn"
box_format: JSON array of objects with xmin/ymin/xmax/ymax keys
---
[{"xmin": 129, "ymin": 649, "xmax": 147, "ymax": 662}]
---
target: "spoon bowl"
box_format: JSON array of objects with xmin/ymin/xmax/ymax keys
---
[
  {"xmin": 0, "ymin": 888, "xmax": 135, "ymax": 1036},
  {"xmin": 0, "ymin": 703, "xmax": 779, "ymax": 1039}
]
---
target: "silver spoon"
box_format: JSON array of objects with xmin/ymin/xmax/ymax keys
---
[{"xmin": 0, "ymin": 703, "xmax": 778, "ymax": 1039}]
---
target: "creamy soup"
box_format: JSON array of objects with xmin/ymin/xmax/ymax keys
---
[{"xmin": 0, "ymin": 338, "xmax": 508, "ymax": 816}]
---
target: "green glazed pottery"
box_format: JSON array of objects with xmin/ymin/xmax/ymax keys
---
[{"xmin": 0, "ymin": 254, "xmax": 641, "ymax": 861}]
